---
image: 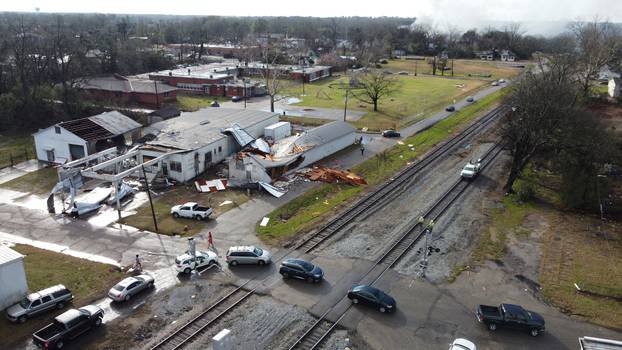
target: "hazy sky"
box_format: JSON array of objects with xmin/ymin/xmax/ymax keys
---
[{"xmin": 2, "ymin": 0, "xmax": 621, "ymax": 32}]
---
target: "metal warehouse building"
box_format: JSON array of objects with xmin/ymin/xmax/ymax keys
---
[
  {"xmin": 142, "ymin": 108, "xmax": 279, "ymax": 182},
  {"xmin": 0, "ymin": 245, "xmax": 28, "ymax": 310}
]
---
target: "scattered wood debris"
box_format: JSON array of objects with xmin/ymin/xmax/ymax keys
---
[{"xmin": 298, "ymin": 167, "xmax": 367, "ymax": 186}]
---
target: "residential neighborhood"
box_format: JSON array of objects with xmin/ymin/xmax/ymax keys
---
[{"xmin": 0, "ymin": 3, "xmax": 621, "ymax": 350}]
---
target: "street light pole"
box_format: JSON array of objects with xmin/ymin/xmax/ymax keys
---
[
  {"xmin": 243, "ymin": 79, "xmax": 247, "ymax": 109},
  {"xmin": 343, "ymin": 89, "xmax": 349, "ymax": 122}
]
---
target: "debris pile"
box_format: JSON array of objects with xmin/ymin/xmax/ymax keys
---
[
  {"xmin": 194, "ymin": 179, "xmax": 229, "ymax": 193},
  {"xmin": 299, "ymin": 167, "xmax": 367, "ymax": 186}
]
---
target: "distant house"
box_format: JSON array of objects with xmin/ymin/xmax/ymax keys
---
[
  {"xmin": 34, "ymin": 111, "xmax": 142, "ymax": 164},
  {"xmin": 500, "ymin": 50, "xmax": 516, "ymax": 62},
  {"xmin": 599, "ymin": 66, "xmax": 621, "ymax": 82},
  {"xmin": 392, "ymin": 49, "xmax": 406, "ymax": 57},
  {"xmin": 609, "ymin": 78, "xmax": 621, "ymax": 98},
  {"xmin": 478, "ymin": 50, "xmax": 494, "ymax": 61},
  {"xmin": 76, "ymin": 75, "xmax": 178, "ymax": 107}
]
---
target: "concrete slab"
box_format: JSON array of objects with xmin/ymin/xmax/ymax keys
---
[{"xmin": 0, "ymin": 160, "xmax": 45, "ymax": 185}]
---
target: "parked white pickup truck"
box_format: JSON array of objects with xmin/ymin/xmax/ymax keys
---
[
  {"xmin": 461, "ymin": 159, "xmax": 482, "ymax": 179},
  {"xmin": 171, "ymin": 202, "xmax": 213, "ymax": 221}
]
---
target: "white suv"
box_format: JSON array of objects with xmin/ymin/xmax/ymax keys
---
[
  {"xmin": 226, "ymin": 246, "xmax": 272, "ymax": 266},
  {"xmin": 174, "ymin": 250, "xmax": 218, "ymax": 274}
]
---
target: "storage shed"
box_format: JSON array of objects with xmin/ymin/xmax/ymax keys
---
[
  {"xmin": 264, "ymin": 122, "xmax": 292, "ymax": 142},
  {"xmin": 0, "ymin": 245, "xmax": 28, "ymax": 310},
  {"xmin": 34, "ymin": 111, "xmax": 142, "ymax": 164}
]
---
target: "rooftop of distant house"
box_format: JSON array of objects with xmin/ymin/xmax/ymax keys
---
[
  {"xmin": 40, "ymin": 111, "xmax": 142, "ymax": 142},
  {"xmin": 77, "ymin": 75, "xmax": 178, "ymax": 94}
]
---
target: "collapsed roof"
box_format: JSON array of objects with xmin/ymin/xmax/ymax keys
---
[{"xmin": 58, "ymin": 111, "xmax": 142, "ymax": 142}]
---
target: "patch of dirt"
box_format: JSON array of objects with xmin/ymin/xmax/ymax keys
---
[
  {"xmin": 184, "ymin": 295, "xmax": 314, "ymax": 350},
  {"xmin": 319, "ymin": 329, "xmax": 373, "ymax": 350}
]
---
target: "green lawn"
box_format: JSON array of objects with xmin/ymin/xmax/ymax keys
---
[
  {"xmin": 0, "ymin": 134, "xmax": 35, "ymax": 169},
  {"xmin": 383, "ymin": 58, "xmax": 523, "ymax": 80},
  {"xmin": 0, "ymin": 244, "xmax": 124, "ymax": 348},
  {"xmin": 176, "ymin": 95, "xmax": 227, "ymax": 111},
  {"xmin": 282, "ymin": 75, "xmax": 488, "ymax": 131},
  {"xmin": 257, "ymin": 89, "xmax": 507, "ymax": 243},
  {"xmin": 0, "ymin": 166, "xmax": 58, "ymax": 195},
  {"xmin": 120, "ymin": 182, "xmax": 250, "ymax": 236}
]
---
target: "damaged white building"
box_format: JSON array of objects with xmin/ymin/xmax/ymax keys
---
[
  {"xmin": 227, "ymin": 121, "xmax": 356, "ymax": 186},
  {"xmin": 141, "ymin": 108, "xmax": 279, "ymax": 182}
]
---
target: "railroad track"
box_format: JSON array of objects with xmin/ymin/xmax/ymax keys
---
[
  {"xmin": 150, "ymin": 283, "xmax": 254, "ymax": 350},
  {"xmin": 151, "ymin": 106, "xmax": 506, "ymax": 350},
  {"xmin": 294, "ymin": 105, "xmax": 507, "ymax": 254},
  {"xmin": 287, "ymin": 143, "xmax": 505, "ymax": 350}
]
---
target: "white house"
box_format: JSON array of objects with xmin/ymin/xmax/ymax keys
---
[
  {"xmin": 0, "ymin": 245, "xmax": 28, "ymax": 310},
  {"xmin": 500, "ymin": 49, "xmax": 516, "ymax": 62},
  {"xmin": 478, "ymin": 50, "xmax": 494, "ymax": 61},
  {"xmin": 34, "ymin": 111, "xmax": 142, "ymax": 164},
  {"xmin": 609, "ymin": 78, "xmax": 620, "ymax": 98},
  {"xmin": 142, "ymin": 108, "xmax": 279, "ymax": 183}
]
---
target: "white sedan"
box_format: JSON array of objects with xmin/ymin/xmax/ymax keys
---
[
  {"xmin": 174, "ymin": 250, "xmax": 218, "ymax": 274},
  {"xmin": 449, "ymin": 338, "xmax": 476, "ymax": 350},
  {"xmin": 107, "ymin": 274, "xmax": 154, "ymax": 302}
]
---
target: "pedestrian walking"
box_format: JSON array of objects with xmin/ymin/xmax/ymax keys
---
[
  {"xmin": 360, "ymin": 145, "xmax": 365, "ymax": 156},
  {"xmin": 207, "ymin": 231, "xmax": 215, "ymax": 250},
  {"xmin": 133, "ymin": 254, "xmax": 142, "ymax": 272}
]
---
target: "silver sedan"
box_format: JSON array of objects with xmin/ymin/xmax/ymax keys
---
[{"xmin": 107, "ymin": 274, "xmax": 154, "ymax": 302}]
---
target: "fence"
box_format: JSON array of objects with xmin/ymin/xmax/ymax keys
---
[{"xmin": 0, "ymin": 147, "xmax": 34, "ymax": 170}]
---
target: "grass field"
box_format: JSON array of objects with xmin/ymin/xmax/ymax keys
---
[
  {"xmin": 282, "ymin": 75, "xmax": 488, "ymax": 131},
  {"xmin": 176, "ymin": 95, "xmax": 227, "ymax": 111},
  {"xmin": 257, "ymin": 89, "xmax": 506, "ymax": 243},
  {"xmin": 0, "ymin": 244, "xmax": 124, "ymax": 348},
  {"xmin": 120, "ymin": 183, "xmax": 250, "ymax": 236},
  {"xmin": 0, "ymin": 134, "xmax": 35, "ymax": 169},
  {"xmin": 384, "ymin": 58, "xmax": 523, "ymax": 80},
  {"xmin": 0, "ymin": 166, "xmax": 58, "ymax": 195}
]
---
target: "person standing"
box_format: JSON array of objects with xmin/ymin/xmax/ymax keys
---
[
  {"xmin": 207, "ymin": 231, "xmax": 215, "ymax": 250},
  {"xmin": 360, "ymin": 144, "xmax": 365, "ymax": 156}
]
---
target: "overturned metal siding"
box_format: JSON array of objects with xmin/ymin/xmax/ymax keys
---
[{"xmin": 298, "ymin": 130, "xmax": 356, "ymax": 169}]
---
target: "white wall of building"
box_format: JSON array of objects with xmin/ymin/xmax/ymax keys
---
[
  {"xmin": 34, "ymin": 126, "xmax": 87, "ymax": 164},
  {"xmin": 298, "ymin": 131, "xmax": 356, "ymax": 169},
  {"xmin": 0, "ymin": 258, "xmax": 28, "ymax": 310},
  {"xmin": 609, "ymin": 79, "xmax": 620, "ymax": 98}
]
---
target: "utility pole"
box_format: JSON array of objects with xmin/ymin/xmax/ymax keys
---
[
  {"xmin": 153, "ymin": 80, "xmax": 160, "ymax": 109},
  {"xmin": 243, "ymin": 79, "xmax": 247, "ymax": 109},
  {"xmin": 343, "ymin": 89, "xmax": 349, "ymax": 122},
  {"xmin": 141, "ymin": 164, "xmax": 158, "ymax": 232}
]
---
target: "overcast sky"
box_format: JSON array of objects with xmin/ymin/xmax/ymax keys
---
[{"xmin": 2, "ymin": 0, "xmax": 621, "ymax": 34}]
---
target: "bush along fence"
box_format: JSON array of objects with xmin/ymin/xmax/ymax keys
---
[{"xmin": 0, "ymin": 147, "xmax": 34, "ymax": 170}]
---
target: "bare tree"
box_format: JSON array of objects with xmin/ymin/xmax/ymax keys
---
[
  {"xmin": 502, "ymin": 56, "xmax": 578, "ymax": 192},
  {"xmin": 352, "ymin": 71, "xmax": 398, "ymax": 112},
  {"xmin": 260, "ymin": 43, "xmax": 289, "ymax": 113},
  {"xmin": 570, "ymin": 20, "xmax": 622, "ymax": 95}
]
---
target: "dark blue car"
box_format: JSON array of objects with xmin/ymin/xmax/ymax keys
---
[
  {"xmin": 347, "ymin": 285, "xmax": 396, "ymax": 313},
  {"xmin": 279, "ymin": 258, "xmax": 324, "ymax": 283}
]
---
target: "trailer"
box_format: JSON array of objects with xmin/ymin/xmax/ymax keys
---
[{"xmin": 264, "ymin": 122, "xmax": 291, "ymax": 142}]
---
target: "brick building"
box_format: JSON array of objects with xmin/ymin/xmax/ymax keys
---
[{"xmin": 77, "ymin": 75, "xmax": 177, "ymax": 107}]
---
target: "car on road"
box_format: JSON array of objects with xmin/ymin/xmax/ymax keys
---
[
  {"xmin": 498, "ymin": 79, "xmax": 506, "ymax": 83},
  {"xmin": 225, "ymin": 246, "xmax": 272, "ymax": 266},
  {"xmin": 210, "ymin": 100, "xmax": 220, "ymax": 107},
  {"xmin": 174, "ymin": 250, "xmax": 218, "ymax": 274},
  {"xmin": 449, "ymin": 338, "xmax": 477, "ymax": 350},
  {"xmin": 381, "ymin": 129, "xmax": 401, "ymax": 138},
  {"xmin": 279, "ymin": 258, "xmax": 324, "ymax": 283},
  {"xmin": 171, "ymin": 202, "xmax": 213, "ymax": 221},
  {"xmin": 445, "ymin": 105, "xmax": 456, "ymax": 112},
  {"xmin": 32, "ymin": 304, "xmax": 103, "ymax": 349},
  {"xmin": 466, "ymin": 96, "xmax": 475, "ymax": 103},
  {"xmin": 231, "ymin": 95, "xmax": 243, "ymax": 102},
  {"xmin": 476, "ymin": 303, "xmax": 545, "ymax": 337},
  {"xmin": 107, "ymin": 274, "xmax": 154, "ymax": 302},
  {"xmin": 491, "ymin": 81, "xmax": 499, "ymax": 86},
  {"xmin": 460, "ymin": 159, "xmax": 482, "ymax": 179},
  {"xmin": 7, "ymin": 285, "xmax": 73, "ymax": 323},
  {"xmin": 347, "ymin": 284, "xmax": 396, "ymax": 313}
]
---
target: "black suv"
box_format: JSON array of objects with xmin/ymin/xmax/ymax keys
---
[{"xmin": 279, "ymin": 258, "xmax": 324, "ymax": 283}]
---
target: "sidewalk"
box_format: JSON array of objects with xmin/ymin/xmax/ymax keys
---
[{"xmin": 0, "ymin": 159, "xmax": 45, "ymax": 185}]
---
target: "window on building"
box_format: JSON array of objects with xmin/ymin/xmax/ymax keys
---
[
  {"xmin": 54, "ymin": 126, "xmax": 61, "ymax": 134},
  {"xmin": 169, "ymin": 161, "xmax": 182, "ymax": 172},
  {"xmin": 218, "ymin": 146, "xmax": 222, "ymax": 153}
]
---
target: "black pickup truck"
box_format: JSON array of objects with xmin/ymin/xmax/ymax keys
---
[
  {"xmin": 32, "ymin": 305, "xmax": 104, "ymax": 349},
  {"xmin": 476, "ymin": 303, "xmax": 545, "ymax": 337}
]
